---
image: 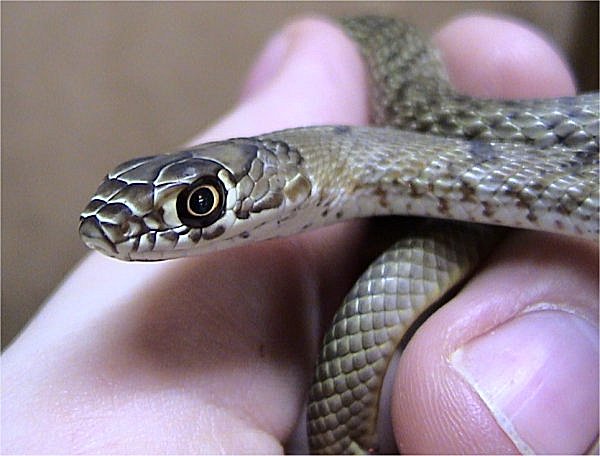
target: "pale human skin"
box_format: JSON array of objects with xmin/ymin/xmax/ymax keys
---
[{"xmin": 2, "ymin": 14, "xmax": 598, "ymax": 454}]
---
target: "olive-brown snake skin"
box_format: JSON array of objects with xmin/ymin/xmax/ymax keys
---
[{"xmin": 79, "ymin": 16, "xmax": 599, "ymax": 454}]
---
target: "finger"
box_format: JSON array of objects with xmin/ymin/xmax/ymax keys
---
[
  {"xmin": 187, "ymin": 16, "xmax": 368, "ymax": 144},
  {"xmin": 433, "ymin": 14, "xmax": 576, "ymax": 98},
  {"xmin": 393, "ymin": 15, "xmax": 598, "ymax": 454},
  {"xmin": 1, "ymin": 17, "xmax": 373, "ymax": 454}
]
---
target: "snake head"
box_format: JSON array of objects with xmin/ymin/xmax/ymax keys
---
[{"xmin": 79, "ymin": 137, "xmax": 312, "ymax": 261}]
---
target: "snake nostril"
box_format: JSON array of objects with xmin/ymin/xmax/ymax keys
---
[{"xmin": 78, "ymin": 216, "xmax": 118, "ymax": 254}]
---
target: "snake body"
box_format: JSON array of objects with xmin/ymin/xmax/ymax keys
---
[{"xmin": 79, "ymin": 17, "xmax": 599, "ymax": 454}]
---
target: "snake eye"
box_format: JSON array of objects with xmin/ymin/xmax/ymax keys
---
[{"xmin": 176, "ymin": 176, "xmax": 226, "ymax": 228}]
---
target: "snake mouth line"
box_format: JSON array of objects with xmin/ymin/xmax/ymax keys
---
[{"xmin": 79, "ymin": 213, "xmax": 189, "ymax": 259}]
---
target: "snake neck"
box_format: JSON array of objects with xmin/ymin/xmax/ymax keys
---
[{"xmin": 262, "ymin": 125, "xmax": 599, "ymax": 241}]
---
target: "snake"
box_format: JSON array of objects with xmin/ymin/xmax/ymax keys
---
[{"xmin": 78, "ymin": 16, "xmax": 599, "ymax": 455}]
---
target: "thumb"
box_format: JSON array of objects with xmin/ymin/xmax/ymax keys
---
[{"xmin": 394, "ymin": 15, "xmax": 598, "ymax": 455}]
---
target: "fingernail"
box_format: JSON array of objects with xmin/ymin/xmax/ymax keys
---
[
  {"xmin": 450, "ymin": 309, "xmax": 599, "ymax": 454},
  {"xmin": 240, "ymin": 28, "xmax": 291, "ymax": 101}
]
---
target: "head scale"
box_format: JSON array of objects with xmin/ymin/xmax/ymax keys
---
[{"xmin": 79, "ymin": 137, "xmax": 312, "ymax": 260}]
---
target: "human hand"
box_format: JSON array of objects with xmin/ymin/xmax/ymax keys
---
[{"xmin": 2, "ymin": 14, "xmax": 597, "ymax": 454}]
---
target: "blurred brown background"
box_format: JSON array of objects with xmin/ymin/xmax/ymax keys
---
[{"xmin": 2, "ymin": 2, "xmax": 598, "ymax": 348}]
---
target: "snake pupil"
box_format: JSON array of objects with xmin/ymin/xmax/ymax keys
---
[
  {"xmin": 176, "ymin": 176, "xmax": 226, "ymax": 228},
  {"xmin": 189, "ymin": 186, "xmax": 215, "ymax": 215}
]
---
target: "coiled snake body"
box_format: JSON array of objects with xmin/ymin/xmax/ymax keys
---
[{"xmin": 79, "ymin": 17, "xmax": 599, "ymax": 454}]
